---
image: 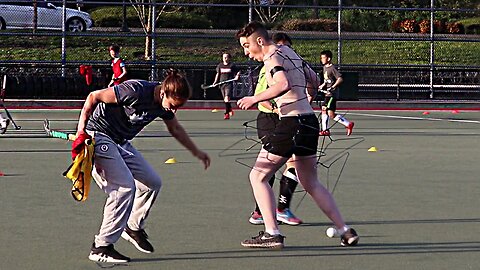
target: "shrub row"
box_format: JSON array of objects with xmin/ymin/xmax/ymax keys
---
[
  {"xmin": 90, "ymin": 7, "xmax": 212, "ymax": 29},
  {"xmin": 392, "ymin": 19, "xmax": 467, "ymax": 34},
  {"xmin": 90, "ymin": 6, "xmax": 479, "ymax": 34},
  {"xmin": 275, "ymin": 18, "xmax": 477, "ymax": 35}
]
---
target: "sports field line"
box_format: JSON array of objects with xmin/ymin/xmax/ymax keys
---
[{"xmin": 347, "ymin": 112, "xmax": 480, "ymax": 124}]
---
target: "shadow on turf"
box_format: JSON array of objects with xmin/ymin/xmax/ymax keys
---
[
  {"xmin": 128, "ymin": 240, "xmax": 480, "ymax": 263},
  {"xmin": 300, "ymin": 217, "xmax": 480, "ymax": 228}
]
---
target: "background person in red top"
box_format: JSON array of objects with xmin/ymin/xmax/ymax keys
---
[{"xmin": 108, "ymin": 45, "xmax": 128, "ymax": 87}]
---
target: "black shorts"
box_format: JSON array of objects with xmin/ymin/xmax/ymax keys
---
[
  {"xmin": 322, "ymin": 96, "xmax": 337, "ymax": 111},
  {"xmin": 262, "ymin": 114, "xmax": 319, "ymax": 158},
  {"xmin": 257, "ymin": 111, "xmax": 280, "ymax": 144},
  {"xmin": 220, "ymin": 83, "xmax": 232, "ymax": 98}
]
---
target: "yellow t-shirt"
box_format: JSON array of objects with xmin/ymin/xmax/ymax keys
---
[{"xmin": 254, "ymin": 66, "xmax": 276, "ymax": 113}]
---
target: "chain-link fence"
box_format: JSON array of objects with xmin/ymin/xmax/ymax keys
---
[{"xmin": 0, "ymin": 0, "xmax": 478, "ymax": 100}]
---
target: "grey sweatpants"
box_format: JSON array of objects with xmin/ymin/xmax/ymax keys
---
[{"xmin": 90, "ymin": 132, "xmax": 162, "ymax": 247}]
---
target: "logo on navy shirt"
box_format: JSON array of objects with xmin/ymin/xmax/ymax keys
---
[{"xmin": 129, "ymin": 111, "xmax": 149, "ymax": 124}]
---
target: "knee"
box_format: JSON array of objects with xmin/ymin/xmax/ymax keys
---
[
  {"xmin": 249, "ymin": 169, "xmax": 271, "ymax": 185},
  {"xmin": 116, "ymin": 183, "xmax": 136, "ymax": 200},
  {"xmin": 149, "ymin": 175, "xmax": 163, "ymax": 191}
]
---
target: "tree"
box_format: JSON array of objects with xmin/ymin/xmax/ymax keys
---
[
  {"xmin": 129, "ymin": 0, "xmax": 177, "ymax": 60},
  {"xmin": 244, "ymin": 0, "xmax": 287, "ymax": 24}
]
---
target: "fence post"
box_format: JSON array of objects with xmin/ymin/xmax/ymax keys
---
[
  {"xmin": 120, "ymin": 0, "xmax": 130, "ymax": 32},
  {"xmin": 337, "ymin": 0, "xmax": 343, "ymax": 68},
  {"xmin": 150, "ymin": 1, "xmax": 157, "ymax": 81},
  {"xmin": 249, "ymin": 0, "xmax": 253, "ymax": 23},
  {"xmin": 429, "ymin": 0, "xmax": 435, "ymax": 99},
  {"xmin": 61, "ymin": 0, "xmax": 67, "ymax": 77}
]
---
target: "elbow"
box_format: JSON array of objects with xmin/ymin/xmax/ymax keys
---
[
  {"xmin": 86, "ymin": 90, "xmax": 101, "ymax": 105},
  {"xmin": 280, "ymin": 81, "xmax": 291, "ymax": 95}
]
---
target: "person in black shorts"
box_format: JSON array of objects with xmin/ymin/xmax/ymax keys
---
[
  {"xmin": 249, "ymin": 33, "xmax": 302, "ymax": 226},
  {"xmin": 318, "ymin": 50, "xmax": 354, "ymax": 136},
  {"xmin": 236, "ymin": 21, "xmax": 359, "ymax": 249},
  {"xmin": 213, "ymin": 53, "xmax": 240, "ymax": 119}
]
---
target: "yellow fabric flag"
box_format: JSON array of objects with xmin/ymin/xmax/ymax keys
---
[{"xmin": 63, "ymin": 139, "xmax": 94, "ymax": 202}]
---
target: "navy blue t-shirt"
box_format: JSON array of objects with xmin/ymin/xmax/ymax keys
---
[{"xmin": 86, "ymin": 80, "xmax": 174, "ymax": 143}]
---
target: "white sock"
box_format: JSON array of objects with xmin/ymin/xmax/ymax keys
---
[
  {"xmin": 321, "ymin": 113, "xmax": 329, "ymax": 130},
  {"xmin": 334, "ymin": 115, "xmax": 350, "ymax": 127},
  {"xmin": 283, "ymin": 169, "xmax": 298, "ymax": 182},
  {"xmin": 337, "ymin": 225, "xmax": 350, "ymax": 235},
  {"xmin": 266, "ymin": 229, "xmax": 281, "ymax": 236}
]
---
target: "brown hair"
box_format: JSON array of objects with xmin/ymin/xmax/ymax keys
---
[
  {"xmin": 108, "ymin": 44, "xmax": 120, "ymax": 53},
  {"xmin": 161, "ymin": 69, "xmax": 191, "ymax": 101},
  {"xmin": 272, "ymin": 32, "xmax": 292, "ymax": 45},
  {"xmin": 235, "ymin": 21, "xmax": 269, "ymax": 40}
]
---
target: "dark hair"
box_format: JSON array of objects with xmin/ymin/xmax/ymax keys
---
[
  {"xmin": 320, "ymin": 50, "xmax": 333, "ymax": 59},
  {"xmin": 161, "ymin": 69, "xmax": 191, "ymax": 101},
  {"xmin": 235, "ymin": 21, "xmax": 269, "ymax": 40},
  {"xmin": 108, "ymin": 45, "xmax": 120, "ymax": 53},
  {"xmin": 222, "ymin": 53, "xmax": 231, "ymax": 58},
  {"xmin": 272, "ymin": 32, "xmax": 292, "ymax": 45}
]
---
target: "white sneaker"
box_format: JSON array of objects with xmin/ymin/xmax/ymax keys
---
[
  {"xmin": 88, "ymin": 243, "xmax": 130, "ymax": 263},
  {"xmin": 0, "ymin": 118, "xmax": 9, "ymax": 134}
]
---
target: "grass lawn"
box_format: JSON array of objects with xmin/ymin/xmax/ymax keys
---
[{"xmin": 0, "ymin": 33, "xmax": 478, "ymax": 66}]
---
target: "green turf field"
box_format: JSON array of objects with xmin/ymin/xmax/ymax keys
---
[{"xmin": 1, "ymin": 109, "xmax": 479, "ymax": 270}]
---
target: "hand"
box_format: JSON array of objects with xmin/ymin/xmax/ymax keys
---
[
  {"xmin": 71, "ymin": 131, "xmax": 92, "ymax": 160},
  {"xmin": 195, "ymin": 150, "xmax": 211, "ymax": 170},
  {"xmin": 237, "ymin": 96, "xmax": 257, "ymax": 110}
]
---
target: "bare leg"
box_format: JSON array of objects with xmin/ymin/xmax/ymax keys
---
[
  {"xmin": 293, "ymin": 154, "xmax": 346, "ymax": 229},
  {"xmin": 249, "ymin": 148, "xmax": 288, "ymax": 234}
]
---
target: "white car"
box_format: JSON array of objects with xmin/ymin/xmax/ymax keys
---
[{"xmin": 0, "ymin": 1, "xmax": 93, "ymax": 32}]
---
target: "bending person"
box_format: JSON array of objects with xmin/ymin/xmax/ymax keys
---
[{"xmin": 74, "ymin": 70, "xmax": 210, "ymax": 263}]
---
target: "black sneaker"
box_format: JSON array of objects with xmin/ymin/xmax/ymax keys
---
[
  {"xmin": 241, "ymin": 231, "xmax": 285, "ymax": 249},
  {"xmin": 0, "ymin": 119, "xmax": 9, "ymax": 134},
  {"xmin": 121, "ymin": 227, "xmax": 154, "ymax": 253},
  {"xmin": 88, "ymin": 243, "xmax": 130, "ymax": 263},
  {"xmin": 340, "ymin": 228, "xmax": 359, "ymax": 246}
]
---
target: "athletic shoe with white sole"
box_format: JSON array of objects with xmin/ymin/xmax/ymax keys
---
[
  {"xmin": 319, "ymin": 129, "xmax": 330, "ymax": 136},
  {"xmin": 0, "ymin": 118, "xmax": 9, "ymax": 134},
  {"xmin": 88, "ymin": 243, "xmax": 130, "ymax": 263},
  {"xmin": 121, "ymin": 227, "xmax": 154, "ymax": 253},
  {"xmin": 248, "ymin": 211, "xmax": 264, "ymax": 225},
  {"xmin": 241, "ymin": 231, "xmax": 285, "ymax": 249},
  {"xmin": 346, "ymin": 122, "xmax": 354, "ymax": 136},
  {"xmin": 276, "ymin": 208, "xmax": 303, "ymax": 226},
  {"xmin": 340, "ymin": 228, "xmax": 359, "ymax": 246}
]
